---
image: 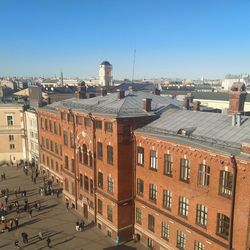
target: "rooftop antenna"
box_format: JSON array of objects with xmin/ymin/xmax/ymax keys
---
[{"xmin": 131, "ymin": 49, "xmax": 136, "ymax": 83}]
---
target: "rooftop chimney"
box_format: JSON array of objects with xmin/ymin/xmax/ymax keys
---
[
  {"xmin": 143, "ymin": 98, "xmax": 152, "ymax": 112},
  {"xmin": 228, "ymin": 82, "xmax": 247, "ymax": 115},
  {"xmin": 100, "ymin": 88, "xmax": 107, "ymax": 97},
  {"xmin": 77, "ymin": 81, "xmax": 86, "ymax": 99},
  {"xmin": 183, "ymin": 97, "xmax": 190, "ymax": 110},
  {"xmin": 117, "ymin": 89, "xmax": 125, "ymax": 99},
  {"xmin": 193, "ymin": 101, "xmax": 201, "ymax": 111},
  {"xmin": 153, "ymin": 88, "xmax": 161, "ymax": 96}
]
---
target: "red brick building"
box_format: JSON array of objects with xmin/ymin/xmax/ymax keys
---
[{"xmin": 37, "ymin": 87, "xmax": 181, "ymax": 242}]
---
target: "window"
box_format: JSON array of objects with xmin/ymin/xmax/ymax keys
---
[
  {"xmin": 196, "ymin": 204, "xmax": 208, "ymax": 227},
  {"xmin": 60, "ymin": 145, "xmax": 62, "ymax": 156},
  {"xmin": 50, "ymin": 141, "xmax": 54, "ymax": 152},
  {"xmin": 68, "ymin": 113, "xmax": 74, "ymax": 123},
  {"xmin": 71, "ymin": 181, "xmax": 75, "ymax": 195},
  {"xmin": 95, "ymin": 120, "xmax": 102, "ymax": 129},
  {"xmin": 47, "ymin": 156, "xmax": 50, "ymax": 167},
  {"xmin": 147, "ymin": 238, "xmax": 153, "ymax": 250},
  {"xmin": 163, "ymin": 189, "xmax": 172, "ymax": 210},
  {"xmin": 136, "ymin": 208, "xmax": 142, "ymax": 224},
  {"xmin": 90, "ymin": 179, "xmax": 93, "ymax": 194},
  {"xmin": 89, "ymin": 151, "xmax": 93, "ymax": 167},
  {"xmin": 55, "ymin": 143, "xmax": 59, "ymax": 154},
  {"xmin": 180, "ymin": 158, "xmax": 190, "ymax": 182},
  {"xmin": 45, "ymin": 119, "xmax": 48, "ymax": 130},
  {"xmin": 65, "ymin": 155, "xmax": 69, "ymax": 169},
  {"xmin": 137, "ymin": 178, "xmax": 144, "ymax": 196},
  {"xmin": 51, "ymin": 159, "xmax": 54, "ymax": 170},
  {"xmin": 7, "ymin": 115, "xmax": 13, "ymax": 126},
  {"xmin": 46, "ymin": 139, "xmax": 49, "ymax": 149},
  {"xmin": 79, "ymin": 174, "xmax": 83, "ymax": 188},
  {"xmin": 148, "ymin": 214, "xmax": 155, "ymax": 232},
  {"xmin": 83, "ymin": 144, "xmax": 88, "ymax": 165},
  {"xmin": 97, "ymin": 142, "xmax": 103, "ymax": 160},
  {"xmin": 65, "ymin": 178, "xmax": 69, "ymax": 191},
  {"xmin": 150, "ymin": 150, "xmax": 157, "ymax": 170},
  {"xmin": 161, "ymin": 222, "xmax": 169, "ymax": 241},
  {"xmin": 194, "ymin": 241, "xmax": 205, "ymax": 250},
  {"xmin": 70, "ymin": 132, "xmax": 74, "ymax": 148},
  {"xmin": 71, "ymin": 158, "xmax": 75, "ymax": 172},
  {"xmin": 63, "ymin": 131, "xmax": 68, "ymax": 146},
  {"xmin": 84, "ymin": 175, "xmax": 89, "ymax": 192},
  {"xmin": 84, "ymin": 117, "xmax": 91, "ymax": 127},
  {"xmin": 41, "ymin": 137, "xmax": 45, "ymax": 147},
  {"xmin": 105, "ymin": 122, "xmax": 113, "ymax": 132},
  {"xmin": 107, "ymin": 205, "xmax": 113, "ymax": 222},
  {"xmin": 219, "ymin": 171, "xmax": 232, "ymax": 197},
  {"xmin": 149, "ymin": 184, "xmax": 157, "ymax": 203},
  {"xmin": 107, "ymin": 176, "xmax": 114, "ymax": 194},
  {"xmin": 98, "ymin": 172, "xmax": 103, "ymax": 189},
  {"xmin": 177, "ymin": 231, "xmax": 186, "ymax": 249},
  {"xmin": 54, "ymin": 122, "xmax": 57, "ymax": 134},
  {"xmin": 49, "ymin": 120, "xmax": 52, "ymax": 132},
  {"xmin": 40, "ymin": 117, "xmax": 44, "ymax": 129},
  {"xmin": 9, "ymin": 135, "xmax": 14, "ymax": 141},
  {"xmin": 10, "ymin": 144, "xmax": 15, "ymax": 149},
  {"xmin": 42, "ymin": 154, "xmax": 45, "ymax": 164},
  {"xmin": 164, "ymin": 154, "xmax": 173, "ymax": 176},
  {"xmin": 217, "ymin": 213, "xmax": 230, "ymax": 239},
  {"xmin": 179, "ymin": 196, "xmax": 189, "ymax": 217},
  {"xmin": 98, "ymin": 199, "xmax": 102, "ymax": 214},
  {"xmin": 198, "ymin": 164, "xmax": 210, "ymax": 187},
  {"xmin": 56, "ymin": 162, "xmax": 58, "ymax": 172},
  {"xmin": 61, "ymin": 112, "xmax": 67, "ymax": 121},
  {"xmin": 137, "ymin": 147, "xmax": 144, "ymax": 165},
  {"xmin": 76, "ymin": 116, "xmax": 83, "ymax": 125},
  {"xmin": 107, "ymin": 145, "xmax": 113, "ymax": 165}
]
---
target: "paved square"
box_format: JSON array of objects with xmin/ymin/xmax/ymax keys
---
[{"xmin": 0, "ymin": 166, "xmax": 145, "ymax": 250}]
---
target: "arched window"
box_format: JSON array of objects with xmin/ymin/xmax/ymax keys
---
[
  {"xmin": 89, "ymin": 151, "xmax": 93, "ymax": 167},
  {"xmin": 78, "ymin": 147, "xmax": 82, "ymax": 163},
  {"xmin": 83, "ymin": 144, "xmax": 88, "ymax": 165}
]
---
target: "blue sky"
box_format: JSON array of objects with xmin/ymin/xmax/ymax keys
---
[{"xmin": 0, "ymin": 0, "xmax": 249, "ymax": 79}]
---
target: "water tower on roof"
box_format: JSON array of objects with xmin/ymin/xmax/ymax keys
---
[{"xmin": 99, "ymin": 61, "xmax": 113, "ymax": 87}]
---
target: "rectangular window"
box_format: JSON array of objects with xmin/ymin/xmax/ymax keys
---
[
  {"xmin": 98, "ymin": 199, "xmax": 102, "ymax": 214},
  {"xmin": 217, "ymin": 213, "xmax": 230, "ymax": 239},
  {"xmin": 219, "ymin": 171, "xmax": 232, "ymax": 197},
  {"xmin": 84, "ymin": 117, "xmax": 91, "ymax": 127},
  {"xmin": 10, "ymin": 144, "xmax": 15, "ymax": 149},
  {"xmin": 90, "ymin": 179, "xmax": 93, "ymax": 194},
  {"xmin": 70, "ymin": 132, "xmax": 74, "ymax": 148},
  {"xmin": 50, "ymin": 141, "xmax": 54, "ymax": 152},
  {"xmin": 136, "ymin": 208, "xmax": 142, "ymax": 224},
  {"xmin": 164, "ymin": 154, "xmax": 173, "ymax": 176},
  {"xmin": 194, "ymin": 241, "xmax": 205, "ymax": 250},
  {"xmin": 60, "ymin": 144, "xmax": 62, "ymax": 156},
  {"xmin": 56, "ymin": 162, "xmax": 58, "ymax": 172},
  {"xmin": 107, "ymin": 176, "xmax": 114, "ymax": 194},
  {"xmin": 97, "ymin": 142, "xmax": 103, "ymax": 160},
  {"xmin": 45, "ymin": 119, "xmax": 48, "ymax": 130},
  {"xmin": 198, "ymin": 164, "xmax": 210, "ymax": 187},
  {"xmin": 105, "ymin": 122, "xmax": 113, "ymax": 132},
  {"xmin": 55, "ymin": 143, "xmax": 59, "ymax": 154},
  {"xmin": 71, "ymin": 158, "xmax": 75, "ymax": 172},
  {"xmin": 51, "ymin": 159, "xmax": 54, "ymax": 170},
  {"xmin": 196, "ymin": 204, "xmax": 208, "ymax": 227},
  {"xmin": 150, "ymin": 150, "xmax": 157, "ymax": 170},
  {"xmin": 84, "ymin": 175, "xmax": 89, "ymax": 192},
  {"xmin": 137, "ymin": 147, "xmax": 144, "ymax": 165},
  {"xmin": 161, "ymin": 222, "xmax": 169, "ymax": 241},
  {"xmin": 40, "ymin": 117, "xmax": 44, "ymax": 129},
  {"xmin": 49, "ymin": 120, "xmax": 53, "ymax": 132},
  {"xmin": 68, "ymin": 113, "xmax": 74, "ymax": 123},
  {"xmin": 46, "ymin": 139, "xmax": 49, "ymax": 149},
  {"xmin": 47, "ymin": 156, "xmax": 50, "ymax": 167},
  {"xmin": 71, "ymin": 181, "xmax": 75, "ymax": 195},
  {"xmin": 65, "ymin": 179, "xmax": 69, "ymax": 191},
  {"xmin": 149, "ymin": 184, "xmax": 157, "ymax": 203},
  {"xmin": 163, "ymin": 189, "xmax": 172, "ymax": 210},
  {"xmin": 107, "ymin": 145, "xmax": 113, "ymax": 165},
  {"xmin": 147, "ymin": 238, "xmax": 153, "ymax": 250},
  {"xmin": 63, "ymin": 131, "xmax": 68, "ymax": 146},
  {"xmin": 54, "ymin": 122, "xmax": 57, "ymax": 134},
  {"xmin": 180, "ymin": 158, "xmax": 190, "ymax": 182},
  {"xmin": 76, "ymin": 116, "xmax": 83, "ymax": 125},
  {"xmin": 79, "ymin": 174, "xmax": 83, "ymax": 188},
  {"xmin": 65, "ymin": 155, "xmax": 69, "ymax": 169},
  {"xmin": 179, "ymin": 196, "xmax": 189, "ymax": 217},
  {"xmin": 107, "ymin": 205, "xmax": 113, "ymax": 222},
  {"xmin": 148, "ymin": 214, "xmax": 155, "ymax": 232},
  {"xmin": 41, "ymin": 137, "xmax": 45, "ymax": 147},
  {"xmin": 95, "ymin": 120, "xmax": 102, "ymax": 129},
  {"xmin": 7, "ymin": 115, "xmax": 13, "ymax": 126},
  {"xmin": 177, "ymin": 230, "xmax": 186, "ymax": 250},
  {"xmin": 137, "ymin": 178, "xmax": 144, "ymax": 196},
  {"xmin": 9, "ymin": 135, "xmax": 14, "ymax": 141},
  {"xmin": 98, "ymin": 172, "xmax": 103, "ymax": 189}
]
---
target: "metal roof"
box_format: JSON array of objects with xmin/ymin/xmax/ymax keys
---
[
  {"xmin": 39, "ymin": 91, "xmax": 182, "ymax": 118},
  {"xmin": 136, "ymin": 109, "xmax": 250, "ymax": 153}
]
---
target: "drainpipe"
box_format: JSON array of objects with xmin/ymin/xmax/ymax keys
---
[
  {"xmin": 228, "ymin": 154, "xmax": 238, "ymax": 250},
  {"xmin": 89, "ymin": 112, "xmax": 97, "ymax": 225}
]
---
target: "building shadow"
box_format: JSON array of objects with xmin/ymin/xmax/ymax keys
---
[{"xmin": 103, "ymin": 245, "xmax": 137, "ymax": 250}]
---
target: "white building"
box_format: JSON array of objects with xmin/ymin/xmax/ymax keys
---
[
  {"xmin": 99, "ymin": 61, "xmax": 113, "ymax": 86},
  {"xmin": 25, "ymin": 109, "xmax": 39, "ymax": 168}
]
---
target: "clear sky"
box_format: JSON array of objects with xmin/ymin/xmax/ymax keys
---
[{"xmin": 0, "ymin": 0, "xmax": 250, "ymax": 79}]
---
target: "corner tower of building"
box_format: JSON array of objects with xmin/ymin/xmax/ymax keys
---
[{"xmin": 99, "ymin": 61, "xmax": 113, "ymax": 87}]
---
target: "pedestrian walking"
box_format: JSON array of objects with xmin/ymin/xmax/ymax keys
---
[
  {"xmin": 66, "ymin": 200, "xmax": 69, "ymax": 211},
  {"xmin": 14, "ymin": 217, "xmax": 19, "ymax": 229},
  {"xmin": 21, "ymin": 232, "xmax": 28, "ymax": 243},
  {"xmin": 56, "ymin": 190, "xmax": 59, "ymax": 198},
  {"xmin": 29, "ymin": 209, "xmax": 32, "ymax": 219},
  {"xmin": 47, "ymin": 237, "xmax": 51, "ymax": 248}
]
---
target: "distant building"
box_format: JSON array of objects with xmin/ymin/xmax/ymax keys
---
[{"xmin": 99, "ymin": 61, "xmax": 113, "ymax": 86}]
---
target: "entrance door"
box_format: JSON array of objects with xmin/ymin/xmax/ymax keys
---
[{"xmin": 83, "ymin": 204, "xmax": 88, "ymax": 219}]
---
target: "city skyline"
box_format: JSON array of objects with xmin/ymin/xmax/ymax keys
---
[{"xmin": 0, "ymin": 0, "xmax": 250, "ymax": 79}]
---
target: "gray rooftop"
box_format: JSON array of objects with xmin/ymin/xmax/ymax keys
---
[
  {"xmin": 136, "ymin": 109, "xmax": 250, "ymax": 155},
  {"xmin": 39, "ymin": 91, "xmax": 182, "ymax": 118}
]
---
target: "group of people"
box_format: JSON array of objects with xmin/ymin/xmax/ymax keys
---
[
  {"xmin": 75, "ymin": 219, "xmax": 85, "ymax": 231},
  {"xmin": 0, "ymin": 172, "xmax": 6, "ymax": 181}
]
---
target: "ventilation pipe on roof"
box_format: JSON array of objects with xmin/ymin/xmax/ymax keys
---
[
  {"xmin": 100, "ymin": 88, "xmax": 107, "ymax": 97},
  {"xmin": 143, "ymin": 98, "xmax": 152, "ymax": 112},
  {"xmin": 117, "ymin": 89, "xmax": 125, "ymax": 99}
]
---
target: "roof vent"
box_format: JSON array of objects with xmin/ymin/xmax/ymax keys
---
[
  {"xmin": 117, "ymin": 89, "xmax": 125, "ymax": 99},
  {"xmin": 143, "ymin": 98, "xmax": 152, "ymax": 112}
]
